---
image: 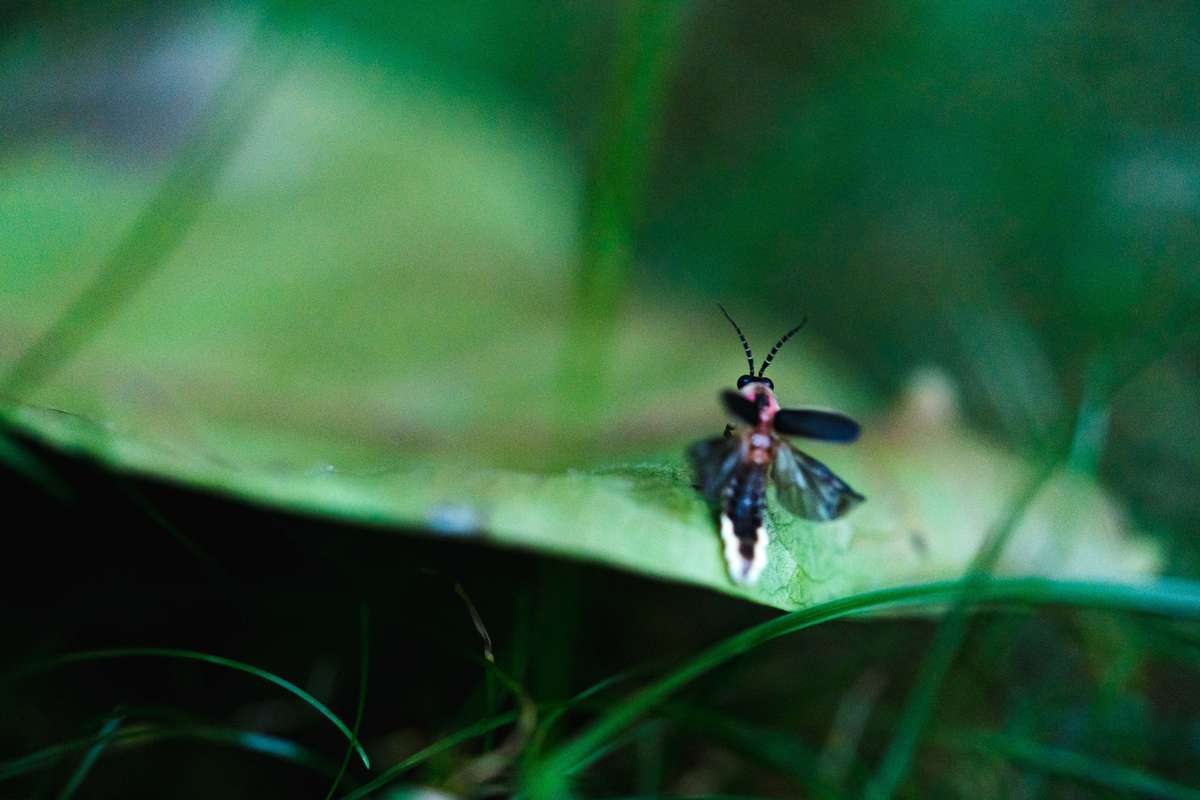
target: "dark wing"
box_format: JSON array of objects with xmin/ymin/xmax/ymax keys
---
[
  {"xmin": 772, "ymin": 442, "xmax": 864, "ymax": 521},
  {"xmin": 687, "ymin": 435, "xmax": 743, "ymax": 502},
  {"xmin": 721, "ymin": 390, "xmax": 758, "ymax": 425},
  {"xmin": 773, "ymin": 407, "xmax": 861, "ymax": 443}
]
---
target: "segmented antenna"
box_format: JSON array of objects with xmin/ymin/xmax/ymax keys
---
[
  {"xmin": 758, "ymin": 317, "xmax": 808, "ymax": 376},
  {"xmin": 718, "ymin": 304, "xmax": 755, "ymax": 375}
]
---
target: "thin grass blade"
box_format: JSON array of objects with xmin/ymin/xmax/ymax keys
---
[
  {"xmin": 55, "ymin": 714, "xmax": 123, "ymax": 800},
  {"xmin": 955, "ymin": 730, "xmax": 1200, "ymax": 800},
  {"xmin": 5, "ymin": 648, "xmax": 369, "ymax": 769},
  {"xmin": 337, "ymin": 712, "xmax": 517, "ymax": 800},
  {"xmin": 0, "ymin": 723, "xmax": 336, "ymax": 782},
  {"xmin": 530, "ymin": 577, "xmax": 1200, "ymax": 796},
  {"xmin": 323, "ymin": 602, "xmax": 371, "ymax": 800},
  {"xmin": 0, "ymin": 2, "xmax": 297, "ymax": 400}
]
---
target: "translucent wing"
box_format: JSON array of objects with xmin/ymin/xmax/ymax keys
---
[
  {"xmin": 773, "ymin": 407, "xmax": 860, "ymax": 442},
  {"xmin": 772, "ymin": 442, "xmax": 864, "ymax": 521},
  {"xmin": 721, "ymin": 390, "xmax": 758, "ymax": 425},
  {"xmin": 687, "ymin": 436, "xmax": 743, "ymax": 502}
]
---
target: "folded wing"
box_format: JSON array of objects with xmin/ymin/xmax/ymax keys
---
[{"xmin": 687, "ymin": 436, "xmax": 743, "ymax": 502}]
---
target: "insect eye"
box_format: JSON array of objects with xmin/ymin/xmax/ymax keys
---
[
  {"xmin": 762, "ymin": 377, "xmax": 774, "ymax": 390},
  {"xmin": 736, "ymin": 375, "xmax": 752, "ymax": 389}
]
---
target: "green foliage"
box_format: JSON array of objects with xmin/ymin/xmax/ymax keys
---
[
  {"xmin": 953, "ymin": 730, "xmax": 1200, "ymax": 800},
  {"xmin": 0, "ymin": 6, "xmax": 1165, "ymax": 609},
  {"xmin": 528, "ymin": 577, "xmax": 1200, "ymax": 795},
  {"xmin": 3, "ymin": 2, "xmax": 1200, "ymax": 798}
]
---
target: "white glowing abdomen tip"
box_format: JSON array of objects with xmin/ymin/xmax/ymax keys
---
[{"xmin": 719, "ymin": 515, "xmax": 769, "ymax": 585}]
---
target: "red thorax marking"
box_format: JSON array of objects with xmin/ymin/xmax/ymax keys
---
[{"xmin": 740, "ymin": 384, "xmax": 779, "ymax": 465}]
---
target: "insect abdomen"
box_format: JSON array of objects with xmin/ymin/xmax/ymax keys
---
[{"xmin": 720, "ymin": 463, "xmax": 769, "ymax": 584}]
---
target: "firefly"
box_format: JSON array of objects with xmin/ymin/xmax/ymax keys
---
[{"xmin": 689, "ymin": 305, "xmax": 865, "ymax": 585}]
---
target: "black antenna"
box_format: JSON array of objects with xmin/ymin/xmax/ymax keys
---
[
  {"xmin": 758, "ymin": 317, "xmax": 808, "ymax": 376},
  {"xmin": 718, "ymin": 304, "xmax": 754, "ymax": 375}
]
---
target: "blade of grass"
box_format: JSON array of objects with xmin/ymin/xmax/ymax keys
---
[
  {"xmin": 1066, "ymin": 354, "xmax": 1114, "ymax": 474},
  {"xmin": 594, "ymin": 795, "xmax": 797, "ymax": 799},
  {"xmin": 864, "ymin": 447, "xmax": 1063, "ymax": 800},
  {"xmin": 337, "ymin": 712, "xmax": 517, "ymax": 800},
  {"xmin": 323, "ymin": 602, "xmax": 371, "ymax": 800},
  {"xmin": 0, "ymin": 722, "xmax": 337, "ymax": 782},
  {"xmin": 566, "ymin": 720, "xmax": 674, "ymax": 779},
  {"xmin": 0, "ymin": 1, "xmax": 298, "ymax": 400},
  {"xmin": 344, "ymin": 661, "xmax": 639, "ymax": 800},
  {"xmin": 412, "ymin": 570, "xmax": 537, "ymax": 793},
  {"xmin": 634, "ymin": 719, "xmax": 665, "ymax": 796},
  {"xmin": 55, "ymin": 713, "xmax": 123, "ymax": 800},
  {"xmin": 866, "ymin": 322, "xmax": 1189, "ymax": 800},
  {"xmin": 523, "ymin": 668, "xmax": 643, "ymax": 767},
  {"xmin": 528, "ymin": 577, "xmax": 1200, "ymax": 797},
  {"xmin": 526, "ymin": 562, "xmax": 583, "ymax": 711},
  {"xmin": 660, "ymin": 704, "xmax": 840, "ymax": 799},
  {"xmin": 819, "ymin": 669, "xmax": 887, "ymax": 792},
  {"xmin": 952, "ymin": 730, "xmax": 1200, "ymax": 800},
  {"xmin": 560, "ymin": 0, "xmax": 688, "ymax": 431},
  {"xmin": 333, "ymin": 638, "xmax": 536, "ymax": 797},
  {"xmin": 1104, "ymin": 294, "xmax": 1200, "ymax": 402},
  {"xmin": 444, "ymin": 658, "xmax": 538, "ymax": 794},
  {"xmin": 4, "ymin": 647, "xmax": 369, "ymax": 769}
]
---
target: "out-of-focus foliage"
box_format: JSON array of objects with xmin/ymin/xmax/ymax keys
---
[
  {"xmin": 0, "ymin": 2, "xmax": 1164, "ymax": 607},
  {"xmin": 2, "ymin": 2, "xmax": 1197, "ymax": 509},
  {"xmin": 2, "ymin": 2, "xmax": 1200, "ymax": 798}
]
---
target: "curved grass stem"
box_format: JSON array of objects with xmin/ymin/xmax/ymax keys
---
[
  {"xmin": 5, "ymin": 647, "xmax": 370, "ymax": 770},
  {"xmin": 530, "ymin": 576, "xmax": 1200, "ymax": 797}
]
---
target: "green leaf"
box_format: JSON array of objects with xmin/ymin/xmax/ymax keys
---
[
  {"xmin": 0, "ymin": 38, "xmax": 1159, "ymax": 612},
  {"xmin": 1, "ymin": 389, "xmax": 1160, "ymax": 613}
]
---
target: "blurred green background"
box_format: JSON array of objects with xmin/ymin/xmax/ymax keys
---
[{"xmin": 2, "ymin": 1, "xmax": 1200, "ymax": 798}]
